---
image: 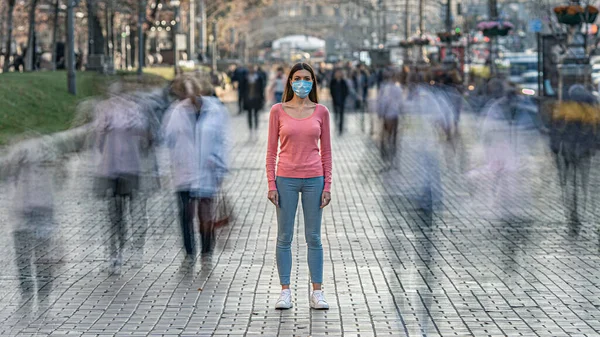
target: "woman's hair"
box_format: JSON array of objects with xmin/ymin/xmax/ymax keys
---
[
  {"xmin": 195, "ymin": 73, "xmax": 216, "ymax": 96},
  {"xmin": 170, "ymin": 74, "xmax": 202, "ymax": 107},
  {"xmin": 282, "ymin": 62, "xmax": 319, "ymax": 103}
]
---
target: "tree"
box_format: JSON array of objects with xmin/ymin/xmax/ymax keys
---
[
  {"xmin": 51, "ymin": 0, "xmax": 61, "ymax": 71},
  {"xmin": 3, "ymin": 0, "xmax": 16, "ymax": 73},
  {"xmin": 25, "ymin": 0, "xmax": 40, "ymax": 71},
  {"xmin": 0, "ymin": 2, "xmax": 5, "ymax": 60},
  {"xmin": 87, "ymin": 0, "xmax": 108, "ymax": 58}
]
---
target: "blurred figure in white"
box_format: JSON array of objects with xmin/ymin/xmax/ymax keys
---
[
  {"xmin": 162, "ymin": 74, "xmax": 229, "ymax": 255},
  {"xmin": 10, "ymin": 142, "xmax": 66, "ymax": 295},
  {"xmin": 92, "ymin": 81, "xmax": 152, "ymax": 274},
  {"xmin": 474, "ymin": 79, "xmax": 540, "ymax": 222},
  {"xmin": 376, "ymin": 69, "xmax": 404, "ymax": 170},
  {"xmin": 402, "ymin": 72, "xmax": 450, "ymax": 219}
]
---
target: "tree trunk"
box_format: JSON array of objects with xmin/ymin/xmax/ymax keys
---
[
  {"xmin": 25, "ymin": 0, "xmax": 39, "ymax": 71},
  {"xmin": 0, "ymin": 3, "xmax": 5, "ymax": 60},
  {"xmin": 3, "ymin": 0, "xmax": 15, "ymax": 73},
  {"xmin": 110, "ymin": 6, "xmax": 115, "ymax": 60},
  {"xmin": 86, "ymin": 0, "xmax": 104, "ymax": 58},
  {"xmin": 51, "ymin": 0, "xmax": 60, "ymax": 71},
  {"xmin": 87, "ymin": 0, "xmax": 94, "ymax": 56},
  {"xmin": 104, "ymin": 1, "xmax": 109, "ymax": 56},
  {"xmin": 143, "ymin": 30, "xmax": 148, "ymax": 67},
  {"xmin": 142, "ymin": 0, "xmax": 162, "ymax": 67},
  {"xmin": 137, "ymin": 0, "xmax": 145, "ymax": 75}
]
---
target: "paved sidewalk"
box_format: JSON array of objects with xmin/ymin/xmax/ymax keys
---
[{"xmin": 1, "ymin": 101, "xmax": 600, "ymax": 337}]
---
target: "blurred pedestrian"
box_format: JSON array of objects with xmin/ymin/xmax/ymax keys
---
[
  {"xmin": 257, "ymin": 65, "xmax": 268, "ymax": 88},
  {"xmin": 10, "ymin": 143, "xmax": 66, "ymax": 295},
  {"xmin": 266, "ymin": 62, "xmax": 332, "ymax": 310},
  {"xmin": 12, "ymin": 53, "xmax": 24, "ymax": 72},
  {"xmin": 329, "ymin": 68, "xmax": 349, "ymax": 135},
  {"xmin": 125, "ymin": 89, "xmax": 165, "ymax": 265},
  {"xmin": 352, "ymin": 63, "xmax": 370, "ymax": 110},
  {"xmin": 163, "ymin": 74, "xmax": 229, "ymax": 255},
  {"xmin": 476, "ymin": 80, "xmax": 539, "ymax": 222},
  {"xmin": 551, "ymin": 84, "xmax": 599, "ymax": 234},
  {"xmin": 245, "ymin": 66, "xmax": 266, "ymax": 138},
  {"xmin": 231, "ymin": 63, "xmax": 248, "ymax": 114},
  {"xmin": 376, "ymin": 70, "xmax": 403, "ymax": 169},
  {"xmin": 269, "ymin": 66, "xmax": 286, "ymax": 104},
  {"xmin": 92, "ymin": 81, "xmax": 151, "ymax": 274},
  {"xmin": 402, "ymin": 72, "xmax": 448, "ymax": 217}
]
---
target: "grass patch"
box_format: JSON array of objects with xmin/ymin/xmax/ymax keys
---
[
  {"xmin": 0, "ymin": 70, "xmax": 167, "ymax": 146},
  {"xmin": 143, "ymin": 67, "xmax": 176, "ymax": 80},
  {"xmin": 142, "ymin": 65, "xmax": 213, "ymax": 81}
]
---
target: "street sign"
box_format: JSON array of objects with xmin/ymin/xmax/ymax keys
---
[
  {"xmin": 176, "ymin": 34, "xmax": 187, "ymax": 51},
  {"xmin": 529, "ymin": 19, "xmax": 543, "ymax": 33}
]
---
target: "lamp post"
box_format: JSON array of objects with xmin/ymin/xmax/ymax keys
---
[{"xmin": 171, "ymin": 0, "xmax": 180, "ymax": 74}]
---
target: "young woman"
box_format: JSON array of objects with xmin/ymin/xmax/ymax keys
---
[{"xmin": 266, "ymin": 63, "xmax": 332, "ymax": 310}]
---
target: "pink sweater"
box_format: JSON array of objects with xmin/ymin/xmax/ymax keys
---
[{"xmin": 266, "ymin": 103, "xmax": 332, "ymax": 192}]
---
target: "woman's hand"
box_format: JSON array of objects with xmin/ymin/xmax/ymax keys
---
[
  {"xmin": 268, "ymin": 190, "xmax": 279, "ymax": 207},
  {"xmin": 321, "ymin": 191, "xmax": 331, "ymax": 209}
]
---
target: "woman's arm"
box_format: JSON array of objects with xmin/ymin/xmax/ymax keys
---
[
  {"xmin": 266, "ymin": 105, "xmax": 280, "ymax": 191},
  {"xmin": 320, "ymin": 107, "xmax": 333, "ymax": 192}
]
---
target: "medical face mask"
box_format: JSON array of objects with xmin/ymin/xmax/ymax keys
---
[{"xmin": 291, "ymin": 80, "xmax": 313, "ymax": 99}]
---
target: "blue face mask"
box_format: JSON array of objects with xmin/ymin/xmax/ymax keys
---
[{"xmin": 291, "ymin": 80, "xmax": 313, "ymax": 99}]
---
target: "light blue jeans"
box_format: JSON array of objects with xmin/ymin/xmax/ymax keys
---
[{"xmin": 275, "ymin": 176, "xmax": 324, "ymax": 285}]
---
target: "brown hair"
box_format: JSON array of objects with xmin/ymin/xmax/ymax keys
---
[
  {"xmin": 170, "ymin": 74, "xmax": 202, "ymax": 108},
  {"xmin": 282, "ymin": 62, "xmax": 319, "ymax": 103}
]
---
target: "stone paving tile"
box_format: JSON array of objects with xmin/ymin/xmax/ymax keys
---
[{"xmin": 1, "ymin": 100, "xmax": 600, "ymax": 336}]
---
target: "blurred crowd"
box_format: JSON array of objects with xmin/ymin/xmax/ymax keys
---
[{"xmin": 4, "ymin": 60, "xmax": 600, "ymax": 283}]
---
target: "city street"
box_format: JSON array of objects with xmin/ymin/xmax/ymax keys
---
[{"xmin": 1, "ymin": 101, "xmax": 600, "ymax": 337}]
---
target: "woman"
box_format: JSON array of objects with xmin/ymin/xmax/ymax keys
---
[
  {"xmin": 162, "ymin": 74, "xmax": 229, "ymax": 255},
  {"xmin": 266, "ymin": 63, "xmax": 332, "ymax": 310}
]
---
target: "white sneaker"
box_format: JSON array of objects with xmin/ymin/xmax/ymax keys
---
[
  {"xmin": 275, "ymin": 289, "xmax": 293, "ymax": 309},
  {"xmin": 310, "ymin": 290, "xmax": 329, "ymax": 310}
]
